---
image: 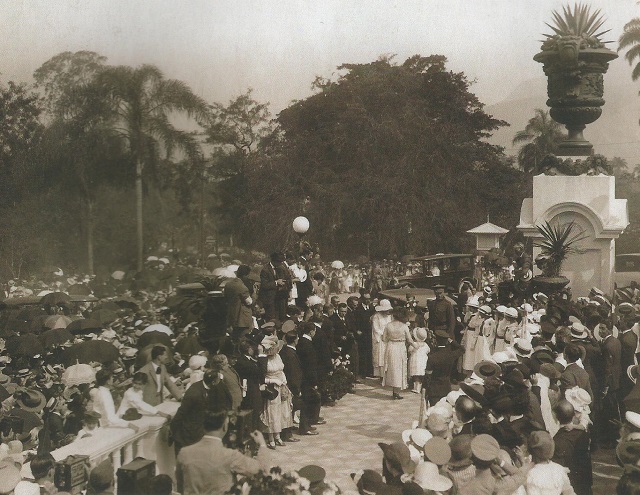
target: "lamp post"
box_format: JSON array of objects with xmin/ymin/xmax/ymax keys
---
[{"xmin": 292, "ymin": 216, "xmax": 310, "ymax": 256}]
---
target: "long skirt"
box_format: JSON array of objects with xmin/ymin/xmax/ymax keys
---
[
  {"xmin": 261, "ymin": 384, "xmax": 294, "ymax": 433},
  {"xmin": 382, "ymin": 341, "xmax": 408, "ymax": 389},
  {"xmin": 372, "ymin": 339, "xmax": 386, "ymax": 377},
  {"xmin": 462, "ymin": 329, "xmax": 478, "ymax": 371}
]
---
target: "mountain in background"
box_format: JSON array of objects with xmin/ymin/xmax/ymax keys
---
[{"xmin": 484, "ymin": 71, "xmax": 640, "ymax": 168}]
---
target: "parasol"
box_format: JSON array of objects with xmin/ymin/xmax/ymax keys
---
[
  {"xmin": 141, "ymin": 323, "xmax": 173, "ymax": 336},
  {"xmin": 43, "ymin": 315, "xmax": 73, "ymax": 330},
  {"xmin": 211, "ymin": 267, "xmax": 236, "ymax": 278},
  {"xmin": 67, "ymin": 318, "xmax": 102, "ymax": 335},
  {"xmin": 89, "ymin": 309, "xmax": 118, "ymax": 325},
  {"xmin": 331, "ymin": 260, "xmax": 345, "ymax": 269},
  {"xmin": 38, "ymin": 327, "xmax": 74, "ymax": 348},
  {"xmin": 6, "ymin": 334, "xmax": 44, "ymax": 357},
  {"xmin": 94, "ymin": 301, "xmax": 120, "ymax": 312},
  {"xmin": 137, "ymin": 331, "xmax": 173, "ymax": 349},
  {"xmin": 62, "ymin": 363, "xmax": 96, "ymax": 386},
  {"xmin": 62, "ymin": 340, "xmax": 120, "ymax": 366},
  {"xmin": 40, "ymin": 292, "xmax": 71, "ymax": 306},
  {"xmin": 15, "ymin": 307, "xmax": 47, "ymax": 321},
  {"xmin": 8, "ymin": 407, "xmax": 43, "ymax": 431},
  {"xmin": 175, "ymin": 334, "xmax": 206, "ymax": 355},
  {"xmin": 110, "ymin": 296, "xmax": 139, "ymax": 310}
]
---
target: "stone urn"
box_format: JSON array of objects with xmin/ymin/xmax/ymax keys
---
[
  {"xmin": 534, "ymin": 39, "xmax": 617, "ymax": 156},
  {"xmin": 531, "ymin": 275, "xmax": 570, "ymax": 297}
]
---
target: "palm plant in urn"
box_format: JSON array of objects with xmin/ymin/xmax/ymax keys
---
[
  {"xmin": 534, "ymin": 3, "xmax": 617, "ymax": 156},
  {"xmin": 533, "ymin": 221, "xmax": 587, "ymax": 295}
]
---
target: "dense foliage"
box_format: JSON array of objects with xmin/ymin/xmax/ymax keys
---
[{"xmin": 0, "ymin": 52, "xmax": 531, "ymax": 278}]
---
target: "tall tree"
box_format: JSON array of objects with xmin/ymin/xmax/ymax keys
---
[
  {"xmin": 512, "ymin": 108, "xmax": 564, "ymax": 173},
  {"xmin": 203, "ymin": 90, "xmax": 273, "ymax": 246},
  {"xmin": 235, "ymin": 55, "xmax": 524, "ymax": 257},
  {"xmin": 33, "ymin": 51, "xmax": 119, "ymax": 274},
  {"xmin": 97, "ymin": 64, "xmax": 209, "ymax": 271},
  {"xmin": 619, "ymin": 18, "xmax": 640, "ymax": 80}
]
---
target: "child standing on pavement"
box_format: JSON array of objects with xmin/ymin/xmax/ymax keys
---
[{"xmin": 409, "ymin": 327, "xmax": 430, "ymax": 393}]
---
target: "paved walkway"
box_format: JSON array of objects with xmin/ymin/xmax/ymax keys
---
[
  {"xmin": 268, "ymin": 378, "xmax": 422, "ymax": 492},
  {"xmin": 267, "ymin": 378, "xmax": 623, "ymax": 493}
]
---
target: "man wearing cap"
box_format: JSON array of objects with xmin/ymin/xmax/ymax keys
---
[
  {"xmin": 424, "ymin": 330, "xmax": 464, "ymax": 407},
  {"xmin": 427, "ymin": 285, "xmax": 456, "ymax": 340},
  {"xmin": 460, "ymin": 434, "xmax": 530, "ymax": 495}
]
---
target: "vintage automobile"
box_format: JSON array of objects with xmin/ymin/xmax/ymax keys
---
[
  {"xmin": 615, "ymin": 253, "xmax": 640, "ymax": 288},
  {"xmin": 392, "ymin": 253, "xmax": 477, "ymax": 293}
]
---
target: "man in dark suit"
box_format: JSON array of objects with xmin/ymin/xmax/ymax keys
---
[
  {"xmin": 139, "ymin": 345, "xmax": 183, "ymax": 406},
  {"xmin": 331, "ymin": 301, "xmax": 359, "ymax": 377},
  {"xmin": 294, "ymin": 254, "xmax": 314, "ymax": 309},
  {"xmin": 259, "ymin": 252, "xmax": 290, "ymax": 321},
  {"xmin": 553, "ymin": 400, "xmax": 593, "ymax": 495},
  {"xmin": 279, "ymin": 331, "xmax": 303, "ymax": 442},
  {"xmin": 427, "ymin": 284, "xmax": 456, "ymax": 340},
  {"xmin": 309, "ymin": 302, "xmax": 336, "ymax": 407},
  {"xmin": 354, "ymin": 292, "xmax": 375, "ymax": 378},
  {"xmin": 233, "ymin": 340, "xmax": 267, "ymax": 430},
  {"xmin": 296, "ymin": 322, "xmax": 322, "ymax": 434},
  {"xmin": 619, "ymin": 317, "xmax": 638, "ymax": 409},
  {"xmin": 560, "ymin": 343, "xmax": 593, "ymax": 402},
  {"xmin": 424, "ymin": 330, "xmax": 464, "ymax": 406},
  {"xmin": 600, "ymin": 324, "xmax": 622, "ymax": 448},
  {"xmin": 170, "ymin": 370, "xmax": 232, "ymax": 454}
]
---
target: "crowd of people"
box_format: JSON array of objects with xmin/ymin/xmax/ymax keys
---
[{"xmin": 1, "ymin": 248, "xmax": 640, "ymax": 494}]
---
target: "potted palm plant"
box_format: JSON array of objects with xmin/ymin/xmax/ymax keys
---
[
  {"xmin": 532, "ymin": 220, "xmax": 587, "ymax": 295},
  {"xmin": 533, "ymin": 3, "xmax": 617, "ymax": 155}
]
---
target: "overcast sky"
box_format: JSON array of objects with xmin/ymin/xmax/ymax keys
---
[{"xmin": 1, "ymin": 0, "xmax": 639, "ymax": 114}]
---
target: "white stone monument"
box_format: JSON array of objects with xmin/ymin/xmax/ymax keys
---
[{"xmin": 518, "ymin": 174, "xmax": 628, "ymax": 297}]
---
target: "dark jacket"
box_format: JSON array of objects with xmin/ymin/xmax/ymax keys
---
[
  {"xmin": 553, "ymin": 426, "xmax": 592, "ymax": 495},
  {"xmin": 297, "ymin": 335, "xmax": 319, "ymax": 388},
  {"xmin": 280, "ymin": 344, "xmax": 303, "ymax": 396},
  {"xmin": 170, "ymin": 381, "xmax": 232, "ymax": 448},
  {"xmin": 602, "ymin": 335, "xmax": 622, "ymax": 391},
  {"xmin": 423, "ymin": 341, "xmax": 464, "ymax": 402},
  {"xmin": 561, "ymin": 362, "xmax": 593, "ymax": 401},
  {"xmin": 233, "ymin": 354, "xmax": 267, "ymax": 414}
]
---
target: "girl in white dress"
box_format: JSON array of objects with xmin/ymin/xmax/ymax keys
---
[
  {"xmin": 408, "ymin": 327, "xmax": 430, "ymax": 393},
  {"xmin": 372, "ymin": 299, "xmax": 393, "ymax": 378}
]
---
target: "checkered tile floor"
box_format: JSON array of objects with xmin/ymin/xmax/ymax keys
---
[{"xmin": 268, "ymin": 378, "xmax": 422, "ymax": 493}]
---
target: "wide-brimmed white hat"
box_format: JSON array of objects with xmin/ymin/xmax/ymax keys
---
[
  {"xmin": 504, "ymin": 307, "xmax": 518, "ymax": 319},
  {"xmin": 412, "ymin": 462, "xmax": 452, "ymax": 492},
  {"xmin": 376, "ymin": 299, "xmax": 393, "ymax": 312},
  {"xmin": 466, "ymin": 296, "xmax": 480, "ymax": 309}
]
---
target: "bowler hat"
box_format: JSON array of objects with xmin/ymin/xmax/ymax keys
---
[
  {"xmin": 298, "ymin": 465, "xmax": 326, "ymax": 484},
  {"xmin": 459, "ymin": 382, "xmax": 488, "ymax": 407},
  {"xmin": 121, "ymin": 408, "xmax": 142, "ymax": 421}
]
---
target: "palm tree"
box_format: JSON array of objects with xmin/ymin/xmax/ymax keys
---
[
  {"xmin": 619, "ymin": 18, "xmax": 640, "ymax": 80},
  {"xmin": 512, "ymin": 109, "xmax": 565, "ymax": 173},
  {"xmin": 97, "ymin": 65, "xmax": 209, "ymax": 271}
]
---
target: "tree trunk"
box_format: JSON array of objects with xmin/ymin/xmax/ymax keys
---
[
  {"xmin": 87, "ymin": 200, "xmax": 95, "ymax": 275},
  {"xmin": 136, "ymin": 159, "xmax": 144, "ymax": 272}
]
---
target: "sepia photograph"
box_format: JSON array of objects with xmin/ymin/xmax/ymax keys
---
[{"xmin": 1, "ymin": 1, "xmax": 640, "ymax": 493}]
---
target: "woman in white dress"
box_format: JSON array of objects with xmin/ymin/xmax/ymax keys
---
[
  {"xmin": 260, "ymin": 335, "xmax": 293, "ymax": 449},
  {"xmin": 90, "ymin": 370, "xmax": 139, "ymax": 432},
  {"xmin": 474, "ymin": 305, "xmax": 495, "ymax": 364},
  {"xmin": 408, "ymin": 327, "xmax": 430, "ymax": 393},
  {"xmin": 462, "ymin": 297, "xmax": 481, "ymax": 373},
  {"xmin": 382, "ymin": 306, "xmax": 415, "ymax": 399},
  {"xmin": 372, "ymin": 299, "xmax": 393, "ymax": 378}
]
